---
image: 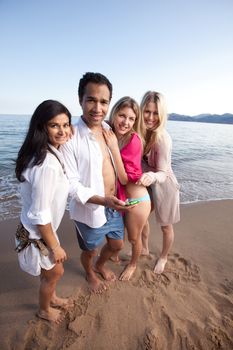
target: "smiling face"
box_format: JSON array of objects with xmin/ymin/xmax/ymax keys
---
[
  {"xmin": 80, "ymin": 82, "xmax": 111, "ymax": 129},
  {"xmin": 113, "ymin": 106, "xmax": 137, "ymax": 138},
  {"xmin": 47, "ymin": 113, "xmax": 70, "ymax": 148},
  {"xmin": 143, "ymin": 101, "xmax": 160, "ymax": 130}
]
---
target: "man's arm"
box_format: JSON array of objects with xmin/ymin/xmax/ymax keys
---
[
  {"xmin": 61, "ymin": 126, "xmax": 135, "ymax": 211},
  {"xmin": 87, "ymin": 194, "xmax": 127, "ymax": 211}
]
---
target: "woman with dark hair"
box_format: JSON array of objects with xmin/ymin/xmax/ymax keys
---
[{"xmin": 15, "ymin": 100, "xmax": 72, "ymax": 323}]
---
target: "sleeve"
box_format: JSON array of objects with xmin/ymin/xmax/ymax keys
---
[
  {"xmin": 61, "ymin": 135, "xmax": 98, "ymax": 207},
  {"xmin": 150, "ymin": 133, "xmax": 171, "ymax": 183},
  {"xmin": 121, "ymin": 134, "xmax": 142, "ymax": 183},
  {"xmin": 27, "ymin": 163, "xmax": 58, "ymax": 225}
]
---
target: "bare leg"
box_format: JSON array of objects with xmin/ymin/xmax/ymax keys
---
[
  {"xmin": 154, "ymin": 224, "xmax": 174, "ymax": 274},
  {"xmin": 120, "ymin": 201, "xmax": 150, "ymax": 281},
  {"xmin": 141, "ymin": 220, "xmax": 150, "ymax": 255},
  {"xmin": 38, "ymin": 264, "xmax": 65, "ymax": 323},
  {"xmin": 109, "ymin": 254, "xmax": 121, "ymax": 263},
  {"xmin": 119, "ymin": 236, "xmax": 141, "ymax": 281},
  {"xmin": 109, "ymin": 227, "xmax": 127, "ymax": 263},
  {"xmin": 51, "ymin": 292, "xmax": 74, "ymax": 309},
  {"xmin": 95, "ymin": 238, "xmax": 123, "ymax": 281},
  {"xmin": 141, "ymin": 187, "xmax": 153, "ymax": 256},
  {"xmin": 81, "ymin": 250, "xmax": 107, "ymax": 294}
]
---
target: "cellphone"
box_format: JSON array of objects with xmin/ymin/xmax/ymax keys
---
[{"xmin": 125, "ymin": 199, "xmax": 140, "ymax": 206}]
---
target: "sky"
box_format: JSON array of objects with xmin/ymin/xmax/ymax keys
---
[{"xmin": 0, "ymin": 0, "xmax": 233, "ymax": 116}]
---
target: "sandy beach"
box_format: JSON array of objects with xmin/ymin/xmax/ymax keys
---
[{"xmin": 0, "ymin": 200, "xmax": 233, "ymax": 350}]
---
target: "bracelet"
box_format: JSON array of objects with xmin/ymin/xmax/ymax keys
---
[{"xmin": 50, "ymin": 242, "xmax": 60, "ymax": 253}]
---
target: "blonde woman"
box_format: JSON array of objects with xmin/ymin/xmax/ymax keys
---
[
  {"xmin": 103, "ymin": 97, "xmax": 151, "ymax": 280},
  {"xmin": 137, "ymin": 91, "xmax": 180, "ymax": 274}
]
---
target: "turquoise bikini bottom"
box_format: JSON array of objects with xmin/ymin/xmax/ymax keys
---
[{"xmin": 127, "ymin": 193, "xmax": 150, "ymax": 203}]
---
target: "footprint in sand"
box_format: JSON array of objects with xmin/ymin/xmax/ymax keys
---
[
  {"xmin": 141, "ymin": 327, "xmax": 160, "ymax": 350},
  {"xmin": 24, "ymin": 318, "xmax": 70, "ymax": 350},
  {"xmin": 207, "ymin": 289, "xmax": 233, "ymax": 332},
  {"xmin": 136, "ymin": 253, "xmax": 201, "ymax": 291},
  {"xmin": 176, "ymin": 327, "xmax": 201, "ymax": 350},
  {"xmin": 22, "ymin": 292, "xmax": 90, "ymax": 350},
  {"xmin": 205, "ymin": 323, "xmax": 233, "ymax": 349},
  {"xmin": 68, "ymin": 293, "xmax": 90, "ymax": 322},
  {"xmin": 168, "ymin": 253, "xmax": 201, "ymax": 283},
  {"xmin": 138, "ymin": 267, "xmax": 171, "ymax": 290},
  {"xmin": 221, "ymin": 278, "xmax": 233, "ymax": 295}
]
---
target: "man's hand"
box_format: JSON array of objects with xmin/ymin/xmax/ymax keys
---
[
  {"xmin": 104, "ymin": 196, "xmax": 138, "ymax": 211},
  {"xmin": 104, "ymin": 196, "xmax": 126, "ymax": 210},
  {"xmin": 88, "ymin": 195, "xmax": 138, "ymax": 211}
]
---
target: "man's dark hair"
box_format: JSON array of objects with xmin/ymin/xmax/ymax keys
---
[{"xmin": 78, "ymin": 72, "xmax": 113, "ymax": 102}]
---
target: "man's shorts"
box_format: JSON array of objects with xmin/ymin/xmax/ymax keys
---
[{"xmin": 74, "ymin": 208, "xmax": 124, "ymax": 251}]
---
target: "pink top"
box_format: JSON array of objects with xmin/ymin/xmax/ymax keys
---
[{"xmin": 117, "ymin": 132, "xmax": 142, "ymax": 201}]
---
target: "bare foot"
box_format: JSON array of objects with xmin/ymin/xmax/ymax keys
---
[
  {"xmin": 95, "ymin": 265, "xmax": 117, "ymax": 282},
  {"xmin": 109, "ymin": 255, "xmax": 121, "ymax": 264},
  {"xmin": 141, "ymin": 247, "xmax": 150, "ymax": 256},
  {"xmin": 37, "ymin": 307, "xmax": 64, "ymax": 324},
  {"xmin": 86, "ymin": 273, "xmax": 108, "ymax": 294},
  {"xmin": 51, "ymin": 296, "xmax": 74, "ymax": 310},
  {"xmin": 119, "ymin": 264, "xmax": 136, "ymax": 281},
  {"xmin": 153, "ymin": 258, "xmax": 167, "ymax": 274}
]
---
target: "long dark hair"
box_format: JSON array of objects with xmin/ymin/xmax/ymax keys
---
[{"xmin": 15, "ymin": 99, "xmax": 71, "ymax": 182}]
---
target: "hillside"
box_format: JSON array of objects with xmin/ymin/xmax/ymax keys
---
[{"xmin": 169, "ymin": 113, "xmax": 233, "ymax": 124}]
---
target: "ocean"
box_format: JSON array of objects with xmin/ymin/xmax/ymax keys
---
[{"xmin": 0, "ymin": 115, "xmax": 233, "ymax": 221}]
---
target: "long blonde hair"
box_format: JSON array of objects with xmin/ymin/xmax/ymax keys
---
[
  {"xmin": 140, "ymin": 91, "xmax": 168, "ymax": 155},
  {"xmin": 109, "ymin": 96, "xmax": 143, "ymax": 137}
]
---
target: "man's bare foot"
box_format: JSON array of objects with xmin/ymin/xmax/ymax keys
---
[
  {"xmin": 86, "ymin": 273, "xmax": 108, "ymax": 294},
  {"xmin": 95, "ymin": 265, "xmax": 117, "ymax": 282},
  {"xmin": 37, "ymin": 307, "xmax": 64, "ymax": 324},
  {"xmin": 51, "ymin": 296, "xmax": 74, "ymax": 310},
  {"xmin": 141, "ymin": 247, "xmax": 150, "ymax": 256},
  {"xmin": 119, "ymin": 264, "xmax": 136, "ymax": 281},
  {"xmin": 153, "ymin": 257, "xmax": 167, "ymax": 274},
  {"xmin": 109, "ymin": 255, "xmax": 121, "ymax": 264}
]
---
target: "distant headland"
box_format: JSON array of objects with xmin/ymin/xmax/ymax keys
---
[
  {"xmin": 1, "ymin": 113, "xmax": 233, "ymax": 125},
  {"xmin": 168, "ymin": 113, "xmax": 233, "ymax": 124}
]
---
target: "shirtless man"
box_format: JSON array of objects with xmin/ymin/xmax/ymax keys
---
[{"xmin": 61, "ymin": 72, "xmax": 127, "ymax": 293}]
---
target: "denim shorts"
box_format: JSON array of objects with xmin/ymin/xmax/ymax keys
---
[{"xmin": 74, "ymin": 208, "xmax": 124, "ymax": 251}]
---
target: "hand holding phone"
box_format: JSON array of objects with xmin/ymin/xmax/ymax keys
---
[{"xmin": 125, "ymin": 199, "xmax": 140, "ymax": 206}]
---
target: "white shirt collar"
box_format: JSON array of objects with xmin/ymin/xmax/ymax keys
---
[{"xmin": 78, "ymin": 116, "xmax": 111, "ymax": 138}]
